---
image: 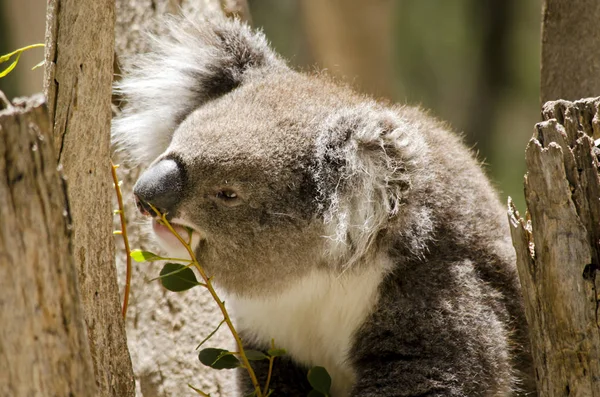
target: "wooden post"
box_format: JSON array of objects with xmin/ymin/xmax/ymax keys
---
[
  {"xmin": 0, "ymin": 94, "xmax": 96, "ymax": 397},
  {"xmin": 511, "ymin": 1, "xmax": 600, "ymax": 394},
  {"xmin": 508, "ymin": 97, "xmax": 600, "ymax": 396},
  {"xmin": 44, "ymin": 0, "xmax": 135, "ymax": 395}
]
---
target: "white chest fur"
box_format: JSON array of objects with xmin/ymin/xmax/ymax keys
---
[{"xmin": 229, "ymin": 265, "xmax": 387, "ymax": 397}]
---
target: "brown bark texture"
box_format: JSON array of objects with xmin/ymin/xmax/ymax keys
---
[
  {"xmin": 0, "ymin": 94, "xmax": 96, "ymax": 397},
  {"xmin": 508, "ymin": 97, "xmax": 600, "ymax": 396},
  {"xmin": 113, "ymin": 1, "xmax": 245, "ymax": 395},
  {"xmin": 44, "ymin": 0, "xmax": 135, "ymax": 395},
  {"xmin": 541, "ymin": 0, "xmax": 600, "ymax": 104}
]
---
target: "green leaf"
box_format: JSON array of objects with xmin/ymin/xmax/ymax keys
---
[
  {"xmin": 267, "ymin": 348, "xmax": 287, "ymax": 357},
  {"xmin": 307, "ymin": 390, "xmax": 326, "ymax": 397},
  {"xmin": 244, "ymin": 350, "xmax": 268, "ymax": 361},
  {"xmin": 159, "ymin": 263, "xmax": 199, "ymax": 292},
  {"xmin": 131, "ymin": 249, "xmax": 163, "ymax": 262},
  {"xmin": 0, "ymin": 52, "xmax": 21, "ymax": 78},
  {"xmin": 307, "ymin": 366, "xmax": 331, "ymax": 395},
  {"xmin": 198, "ymin": 348, "xmax": 240, "ymax": 370}
]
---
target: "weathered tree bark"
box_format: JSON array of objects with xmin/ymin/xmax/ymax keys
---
[
  {"xmin": 508, "ymin": 97, "xmax": 600, "ymax": 396},
  {"xmin": 44, "ymin": 0, "xmax": 135, "ymax": 395},
  {"xmin": 0, "ymin": 94, "xmax": 96, "ymax": 397},
  {"xmin": 540, "ymin": 0, "xmax": 600, "ymax": 104},
  {"xmin": 112, "ymin": 1, "xmax": 247, "ymax": 395}
]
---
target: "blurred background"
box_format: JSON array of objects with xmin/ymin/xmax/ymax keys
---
[{"xmin": 0, "ymin": 0, "xmax": 541, "ymax": 210}]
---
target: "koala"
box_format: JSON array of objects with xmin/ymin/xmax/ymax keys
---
[{"xmin": 113, "ymin": 16, "xmax": 536, "ymax": 397}]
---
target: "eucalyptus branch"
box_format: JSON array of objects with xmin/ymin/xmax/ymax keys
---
[
  {"xmin": 111, "ymin": 162, "xmax": 132, "ymax": 320},
  {"xmin": 150, "ymin": 204, "xmax": 263, "ymax": 397}
]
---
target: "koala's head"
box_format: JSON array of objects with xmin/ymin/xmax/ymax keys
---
[{"xmin": 113, "ymin": 16, "xmax": 429, "ymax": 296}]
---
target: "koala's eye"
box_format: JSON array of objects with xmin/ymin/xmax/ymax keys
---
[
  {"xmin": 218, "ymin": 189, "xmax": 237, "ymax": 199},
  {"xmin": 215, "ymin": 188, "xmax": 241, "ymax": 206}
]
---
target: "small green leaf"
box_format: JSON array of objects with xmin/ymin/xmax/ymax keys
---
[
  {"xmin": 307, "ymin": 366, "xmax": 331, "ymax": 395},
  {"xmin": 131, "ymin": 249, "xmax": 162, "ymax": 262},
  {"xmin": 244, "ymin": 350, "xmax": 268, "ymax": 361},
  {"xmin": 307, "ymin": 390, "xmax": 326, "ymax": 397},
  {"xmin": 199, "ymin": 348, "xmax": 240, "ymax": 370},
  {"xmin": 160, "ymin": 263, "xmax": 199, "ymax": 292},
  {"xmin": 0, "ymin": 52, "xmax": 21, "ymax": 78},
  {"xmin": 267, "ymin": 348, "xmax": 287, "ymax": 357}
]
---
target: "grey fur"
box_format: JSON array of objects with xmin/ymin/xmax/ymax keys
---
[{"xmin": 114, "ymin": 15, "xmax": 536, "ymax": 397}]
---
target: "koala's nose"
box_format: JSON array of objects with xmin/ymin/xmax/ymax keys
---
[{"xmin": 133, "ymin": 159, "xmax": 184, "ymax": 216}]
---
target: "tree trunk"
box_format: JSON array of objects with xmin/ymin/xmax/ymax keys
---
[
  {"xmin": 0, "ymin": 94, "xmax": 96, "ymax": 397},
  {"xmin": 44, "ymin": 0, "xmax": 135, "ymax": 395},
  {"xmin": 508, "ymin": 97, "xmax": 600, "ymax": 396},
  {"xmin": 540, "ymin": 0, "xmax": 600, "ymax": 104},
  {"xmin": 112, "ymin": 1, "xmax": 248, "ymax": 395}
]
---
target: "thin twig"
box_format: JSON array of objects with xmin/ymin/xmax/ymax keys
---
[
  {"xmin": 151, "ymin": 205, "xmax": 263, "ymax": 397},
  {"xmin": 111, "ymin": 162, "xmax": 132, "ymax": 321},
  {"xmin": 262, "ymin": 339, "xmax": 276, "ymax": 396},
  {"xmin": 188, "ymin": 383, "xmax": 211, "ymax": 397},
  {"xmin": 196, "ymin": 319, "xmax": 226, "ymax": 350}
]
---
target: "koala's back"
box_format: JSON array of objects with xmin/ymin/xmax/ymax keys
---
[
  {"xmin": 113, "ymin": 16, "xmax": 535, "ymax": 397},
  {"xmin": 347, "ymin": 106, "xmax": 534, "ymax": 396}
]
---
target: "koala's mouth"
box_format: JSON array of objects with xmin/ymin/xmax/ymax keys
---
[
  {"xmin": 151, "ymin": 217, "xmax": 204, "ymax": 260},
  {"xmin": 133, "ymin": 195, "xmax": 203, "ymax": 259}
]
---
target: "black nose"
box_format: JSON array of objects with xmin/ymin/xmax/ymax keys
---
[{"xmin": 133, "ymin": 159, "xmax": 184, "ymax": 216}]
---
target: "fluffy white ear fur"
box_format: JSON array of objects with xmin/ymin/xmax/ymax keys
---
[
  {"xmin": 315, "ymin": 104, "xmax": 430, "ymax": 268},
  {"xmin": 112, "ymin": 16, "xmax": 283, "ymax": 165}
]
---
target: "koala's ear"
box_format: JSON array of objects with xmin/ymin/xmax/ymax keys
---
[
  {"xmin": 112, "ymin": 15, "xmax": 285, "ymax": 164},
  {"xmin": 315, "ymin": 104, "xmax": 429, "ymax": 266}
]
